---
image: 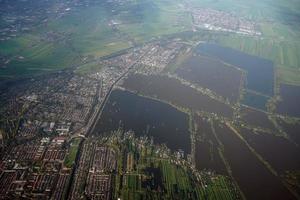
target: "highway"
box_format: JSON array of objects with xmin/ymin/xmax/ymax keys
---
[{"xmin": 69, "ymin": 52, "xmax": 146, "ymax": 141}]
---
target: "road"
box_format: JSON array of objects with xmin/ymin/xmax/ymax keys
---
[
  {"xmin": 66, "ymin": 51, "xmax": 146, "ymax": 199},
  {"xmin": 69, "ymin": 51, "xmax": 146, "ymax": 140}
]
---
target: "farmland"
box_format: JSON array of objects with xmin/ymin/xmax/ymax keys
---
[
  {"xmin": 69, "ymin": 132, "xmax": 240, "ymax": 200},
  {"xmin": 217, "ymin": 34, "xmax": 300, "ymax": 71},
  {"xmin": 190, "ymin": 0, "xmax": 300, "ymax": 72},
  {"xmin": 0, "ymin": 0, "xmax": 192, "ymax": 77},
  {"xmin": 0, "ymin": 0, "xmax": 300, "ymax": 82}
]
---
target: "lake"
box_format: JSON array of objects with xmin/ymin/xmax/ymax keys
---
[
  {"xmin": 122, "ymin": 74, "xmax": 233, "ymax": 118},
  {"xmin": 239, "ymin": 127, "xmax": 300, "ymax": 173},
  {"xmin": 194, "ymin": 115, "xmax": 227, "ymax": 175},
  {"xmin": 176, "ymin": 55, "xmax": 243, "ymax": 104},
  {"xmin": 242, "ymin": 91, "xmax": 269, "ymax": 111},
  {"xmin": 196, "ymin": 43, "xmax": 274, "ymax": 96},
  {"xmin": 93, "ymin": 89, "xmax": 191, "ymax": 153},
  {"xmin": 277, "ymin": 84, "xmax": 300, "ymax": 117},
  {"xmin": 214, "ymin": 122, "xmax": 295, "ymax": 200}
]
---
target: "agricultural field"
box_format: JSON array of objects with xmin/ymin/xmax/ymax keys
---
[
  {"xmin": 276, "ymin": 67, "xmax": 300, "ymax": 86},
  {"xmin": 191, "ymin": 0, "xmax": 300, "ymax": 68},
  {"xmin": 215, "ymin": 23, "xmax": 300, "ymax": 85},
  {"xmin": 0, "ymin": 0, "xmax": 192, "ymax": 78},
  {"xmin": 115, "ymin": 0, "xmax": 192, "ymax": 43},
  {"xmin": 0, "ymin": 2, "xmax": 127, "ymax": 77},
  {"xmin": 217, "ymin": 34, "xmax": 300, "ymax": 70},
  {"xmin": 112, "ymin": 132, "xmax": 240, "ymax": 200}
]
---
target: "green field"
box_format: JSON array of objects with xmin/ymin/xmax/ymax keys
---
[
  {"xmin": 185, "ymin": 0, "xmax": 300, "ymax": 84},
  {"xmin": 64, "ymin": 138, "xmax": 82, "ymax": 168},
  {"xmin": 0, "ymin": 0, "xmax": 191, "ymax": 77},
  {"xmin": 217, "ymin": 34, "xmax": 300, "ymax": 69},
  {"xmin": 114, "ymin": 133, "xmax": 239, "ymax": 200},
  {"xmin": 276, "ymin": 67, "xmax": 300, "ymax": 86},
  {"xmin": 1, "ymin": 0, "xmax": 300, "ymax": 84}
]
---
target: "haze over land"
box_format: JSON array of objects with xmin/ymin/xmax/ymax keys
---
[{"xmin": 0, "ymin": 0, "xmax": 300, "ymax": 199}]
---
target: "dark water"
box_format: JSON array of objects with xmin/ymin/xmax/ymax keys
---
[
  {"xmin": 214, "ymin": 122, "xmax": 296, "ymax": 200},
  {"xmin": 122, "ymin": 74, "xmax": 233, "ymax": 118},
  {"xmin": 277, "ymin": 119, "xmax": 300, "ymax": 146},
  {"xmin": 195, "ymin": 116, "xmax": 227, "ymax": 175},
  {"xmin": 240, "ymin": 106, "xmax": 277, "ymax": 131},
  {"xmin": 277, "ymin": 84, "xmax": 300, "ymax": 117},
  {"xmin": 239, "ymin": 127, "xmax": 300, "ymax": 173},
  {"xmin": 242, "ymin": 91, "xmax": 269, "ymax": 111},
  {"xmin": 142, "ymin": 167, "xmax": 164, "ymax": 191},
  {"xmin": 176, "ymin": 55, "xmax": 242, "ymax": 104},
  {"xmin": 196, "ymin": 43, "xmax": 274, "ymax": 96},
  {"xmin": 93, "ymin": 89, "xmax": 191, "ymax": 153}
]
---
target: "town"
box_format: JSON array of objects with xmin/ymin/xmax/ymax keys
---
[
  {"xmin": 190, "ymin": 8, "xmax": 261, "ymax": 36},
  {"xmin": 0, "ymin": 39, "xmax": 240, "ymax": 199},
  {"xmin": 0, "ymin": 40, "xmax": 175, "ymax": 199}
]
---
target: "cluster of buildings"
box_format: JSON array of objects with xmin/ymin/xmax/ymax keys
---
[
  {"xmin": 0, "ymin": 72, "xmax": 100, "ymax": 143},
  {"xmin": 0, "ymin": 0, "xmax": 72, "ymax": 42},
  {"xmin": 0, "ymin": 136, "xmax": 70, "ymax": 199},
  {"xmin": 136, "ymin": 42, "xmax": 184, "ymax": 74},
  {"xmin": 0, "ymin": 0, "xmax": 105, "ymax": 42},
  {"xmin": 0, "ymin": 36, "xmax": 202, "ymax": 199},
  {"xmin": 68, "ymin": 131, "xmax": 192, "ymax": 199},
  {"xmin": 0, "ymin": 39, "xmax": 181, "ymax": 200},
  {"xmin": 191, "ymin": 8, "xmax": 261, "ymax": 36},
  {"xmin": 85, "ymin": 146, "xmax": 116, "ymax": 200},
  {"xmin": 88, "ymin": 49, "xmax": 139, "ymax": 95},
  {"xmin": 88, "ymin": 40, "xmax": 185, "ymax": 89},
  {"xmin": 69, "ymin": 140, "xmax": 117, "ymax": 200},
  {"xmin": 0, "ymin": 71, "xmax": 103, "ymax": 198},
  {"xmin": 0, "ymin": 0, "xmax": 107, "ymax": 68}
]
